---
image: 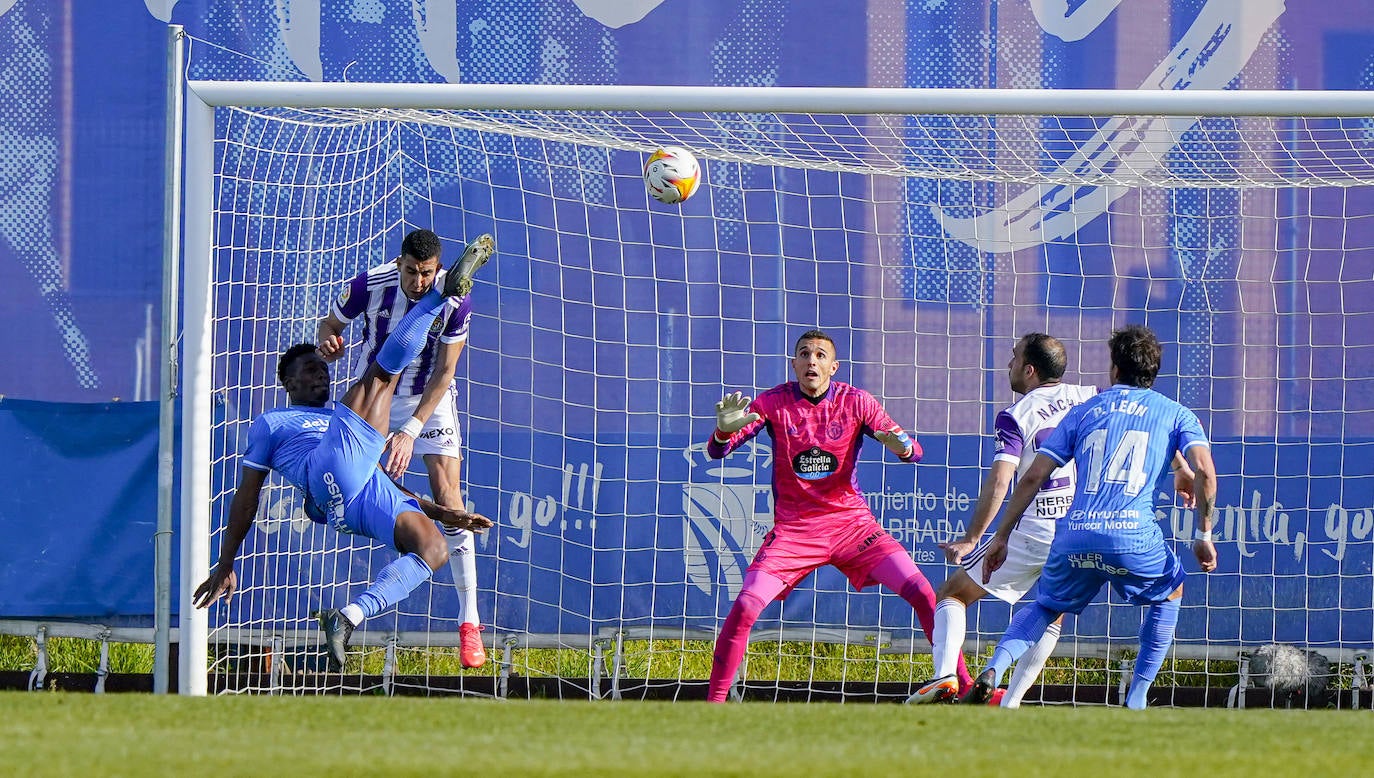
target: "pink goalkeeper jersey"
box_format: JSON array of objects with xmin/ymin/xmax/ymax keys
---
[{"xmin": 706, "ymin": 381, "xmax": 921, "ymax": 527}]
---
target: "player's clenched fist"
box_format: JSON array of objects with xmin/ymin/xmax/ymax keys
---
[
  {"xmin": 317, "ymin": 333, "xmax": 345, "ymax": 363},
  {"xmin": 715, "ymin": 391, "xmax": 761, "ymax": 435}
]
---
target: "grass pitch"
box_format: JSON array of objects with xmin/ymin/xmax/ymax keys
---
[{"xmin": 1, "ymin": 693, "xmax": 1369, "ymax": 777}]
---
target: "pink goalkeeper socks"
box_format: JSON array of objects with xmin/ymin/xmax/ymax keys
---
[
  {"xmin": 707, "ymin": 570, "xmax": 787, "ymax": 702},
  {"xmin": 707, "ymin": 589, "xmax": 768, "ymax": 702}
]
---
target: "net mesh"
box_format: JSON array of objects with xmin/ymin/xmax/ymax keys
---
[{"xmin": 202, "ymin": 101, "xmax": 1374, "ymax": 700}]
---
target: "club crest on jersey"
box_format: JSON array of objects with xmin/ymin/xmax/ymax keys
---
[
  {"xmin": 827, "ymin": 422, "xmax": 844, "ymax": 440},
  {"xmin": 793, "ymin": 446, "xmax": 838, "ymax": 480}
]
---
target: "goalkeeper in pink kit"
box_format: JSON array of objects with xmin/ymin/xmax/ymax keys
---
[{"xmin": 704, "ymin": 330, "xmax": 972, "ymax": 701}]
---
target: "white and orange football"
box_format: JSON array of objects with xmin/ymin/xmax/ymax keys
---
[{"xmin": 643, "ymin": 146, "xmax": 702, "ymax": 205}]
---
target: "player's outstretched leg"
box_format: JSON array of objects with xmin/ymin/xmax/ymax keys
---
[
  {"xmin": 372, "ymin": 233, "xmax": 495, "ymax": 377},
  {"xmin": 707, "ymin": 570, "xmax": 788, "ymax": 702},
  {"xmin": 443, "ymin": 233, "xmax": 495, "ymax": 299}
]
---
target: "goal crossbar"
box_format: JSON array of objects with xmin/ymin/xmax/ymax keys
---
[{"xmin": 187, "ymin": 81, "xmax": 1374, "ymax": 118}]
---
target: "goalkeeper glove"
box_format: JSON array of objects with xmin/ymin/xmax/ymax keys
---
[
  {"xmin": 873, "ymin": 428, "xmax": 913, "ymax": 459},
  {"xmin": 715, "ymin": 391, "xmax": 761, "ymax": 436}
]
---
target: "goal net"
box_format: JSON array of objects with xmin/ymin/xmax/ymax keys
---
[{"xmin": 179, "ymin": 83, "xmax": 1374, "ymax": 702}]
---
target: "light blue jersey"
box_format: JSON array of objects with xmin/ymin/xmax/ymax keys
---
[
  {"xmin": 1038, "ymin": 384, "xmax": 1209, "ymax": 555},
  {"xmin": 241, "ymin": 402, "xmax": 418, "ymax": 546},
  {"xmin": 241, "ymin": 405, "xmax": 333, "ymax": 489}
]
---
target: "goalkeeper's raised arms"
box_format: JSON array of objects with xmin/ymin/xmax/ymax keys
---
[
  {"xmin": 714, "ymin": 391, "xmax": 761, "ymax": 437},
  {"xmin": 873, "ymin": 428, "xmax": 915, "ymax": 459}
]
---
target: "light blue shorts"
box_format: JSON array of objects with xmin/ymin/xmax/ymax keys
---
[
  {"xmin": 1036, "ymin": 542, "xmax": 1186, "ymax": 614},
  {"xmin": 304, "ymin": 403, "xmax": 421, "ymax": 549}
]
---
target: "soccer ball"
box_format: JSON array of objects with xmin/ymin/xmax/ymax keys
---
[{"xmin": 643, "ymin": 146, "xmax": 701, "ymax": 204}]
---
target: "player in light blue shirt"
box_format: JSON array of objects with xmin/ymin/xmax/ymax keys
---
[
  {"xmin": 192, "ymin": 234, "xmax": 495, "ymax": 672},
  {"xmin": 962, "ymin": 324, "xmax": 1218, "ymax": 709}
]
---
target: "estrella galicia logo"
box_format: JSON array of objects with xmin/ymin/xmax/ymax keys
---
[{"xmin": 793, "ymin": 446, "xmax": 838, "ymax": 480}]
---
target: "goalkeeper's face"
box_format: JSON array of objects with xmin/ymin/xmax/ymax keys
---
[
  {"xmin": 792, "ymin": 338, "xmax": 839, "ymax": 396},
  {"xmin": 398, "ymin": 253, "xmax": 442, "ymax": 300}
]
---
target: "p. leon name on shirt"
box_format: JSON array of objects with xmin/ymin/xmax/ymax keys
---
[{"xmin": 1109, "ymin": 397, "xmax": 1150, "ymax": 417}]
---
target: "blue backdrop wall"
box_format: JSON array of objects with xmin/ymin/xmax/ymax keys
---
[{"xmin": 0, "ymin": 1, "xmax": 1371, "ymax": 648}]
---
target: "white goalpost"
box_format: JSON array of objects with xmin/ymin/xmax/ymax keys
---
[{"xmin": 174, "ymin": 76, "xmax": 1374, "ymax": 701}]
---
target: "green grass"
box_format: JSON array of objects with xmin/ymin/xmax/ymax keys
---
[
  {"xmin": 0, "ymin": 635, "xmax": 154, "ymax": 675},
  {"xmin": 0, "ymin": 693, "xmax": 1369, "ymax": 776}
]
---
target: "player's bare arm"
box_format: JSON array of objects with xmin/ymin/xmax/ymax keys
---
[
  {"xmin": 1170, "ymin": 451, "xmax": 1197, "ymax": 508},
  {"xmin": 941, "ymin": 459, "xmax": 1015, "ymax": 564},
  {"xmin": 392, "ymin": 478, "xmax": 493, "ymax": 532},
  {"xmin": 384, "ymin": 338, "xmax": 464, "ymax": 479},
  {"xmin": 192, "ymin": 466, "xmax": 268, "ymax": 608},
  {"xmin": 316, "ymin": 310, "xmax": 348, "ymax": 363},
  {"xmin": 424, "ymin": 500, "xmax": 493, "ymax": 533},
  {"xmin": 982, "ymin": 454, "xmax": 1055, "ymax": 583},
  {"xmin": 1186, "ymin": 445, "xmax": 1218, "ymax": 572}
]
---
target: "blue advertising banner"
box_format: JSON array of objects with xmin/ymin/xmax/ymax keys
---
[
  {"xmin": 204, "ymin": 428, "xmax": 1374, "ymax": 649},
  {"xmin": 0, "ymin": 400, "xmax": 161, "ymax": 624}
]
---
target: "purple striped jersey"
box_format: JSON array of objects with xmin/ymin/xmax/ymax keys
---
[
  {"xmin": 990, "ymin": 382, "xmax": 1098, "ymax": 545},
  {"xmin": 330, "ymin": 261, "xmax": 472, "ymax": 396}
]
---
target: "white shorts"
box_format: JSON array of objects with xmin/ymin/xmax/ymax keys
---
[
  {"xmin": 389, "ymin": 385, "xmax": 463, "ymax": 460},
  {"xmin": 959, "ymin": 531, "xmax": 1051, "ymax": 604}
]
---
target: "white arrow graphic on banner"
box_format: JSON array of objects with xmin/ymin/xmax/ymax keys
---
[{"xmin": 935, "ymin": 0, "xmax": 1286, "ymax": 253}]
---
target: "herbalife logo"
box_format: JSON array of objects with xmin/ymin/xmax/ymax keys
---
[{"xmin": 681, "ymin": 440, "xmax": 774, "ymax": 599}]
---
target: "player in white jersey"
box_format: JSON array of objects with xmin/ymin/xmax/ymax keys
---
[
  {"xmin": 961, "ymin": 324, "xmax": 1217, "ymax": 709},
  {"xmin": 316, "ymin": 228, "xmax": 487, "ymax": 668},
  {"xmin": 909, "ymin": 333, "xmax": 1096, "ymax": 705}
]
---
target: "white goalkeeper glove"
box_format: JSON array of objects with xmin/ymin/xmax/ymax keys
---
[
  {"xmin": 714, "ymin": 391, "xmax": 761, "ymax": 437},
  {"xmin": 873, "ymin": 428, "xmax": 914, "ymax": 459}
]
